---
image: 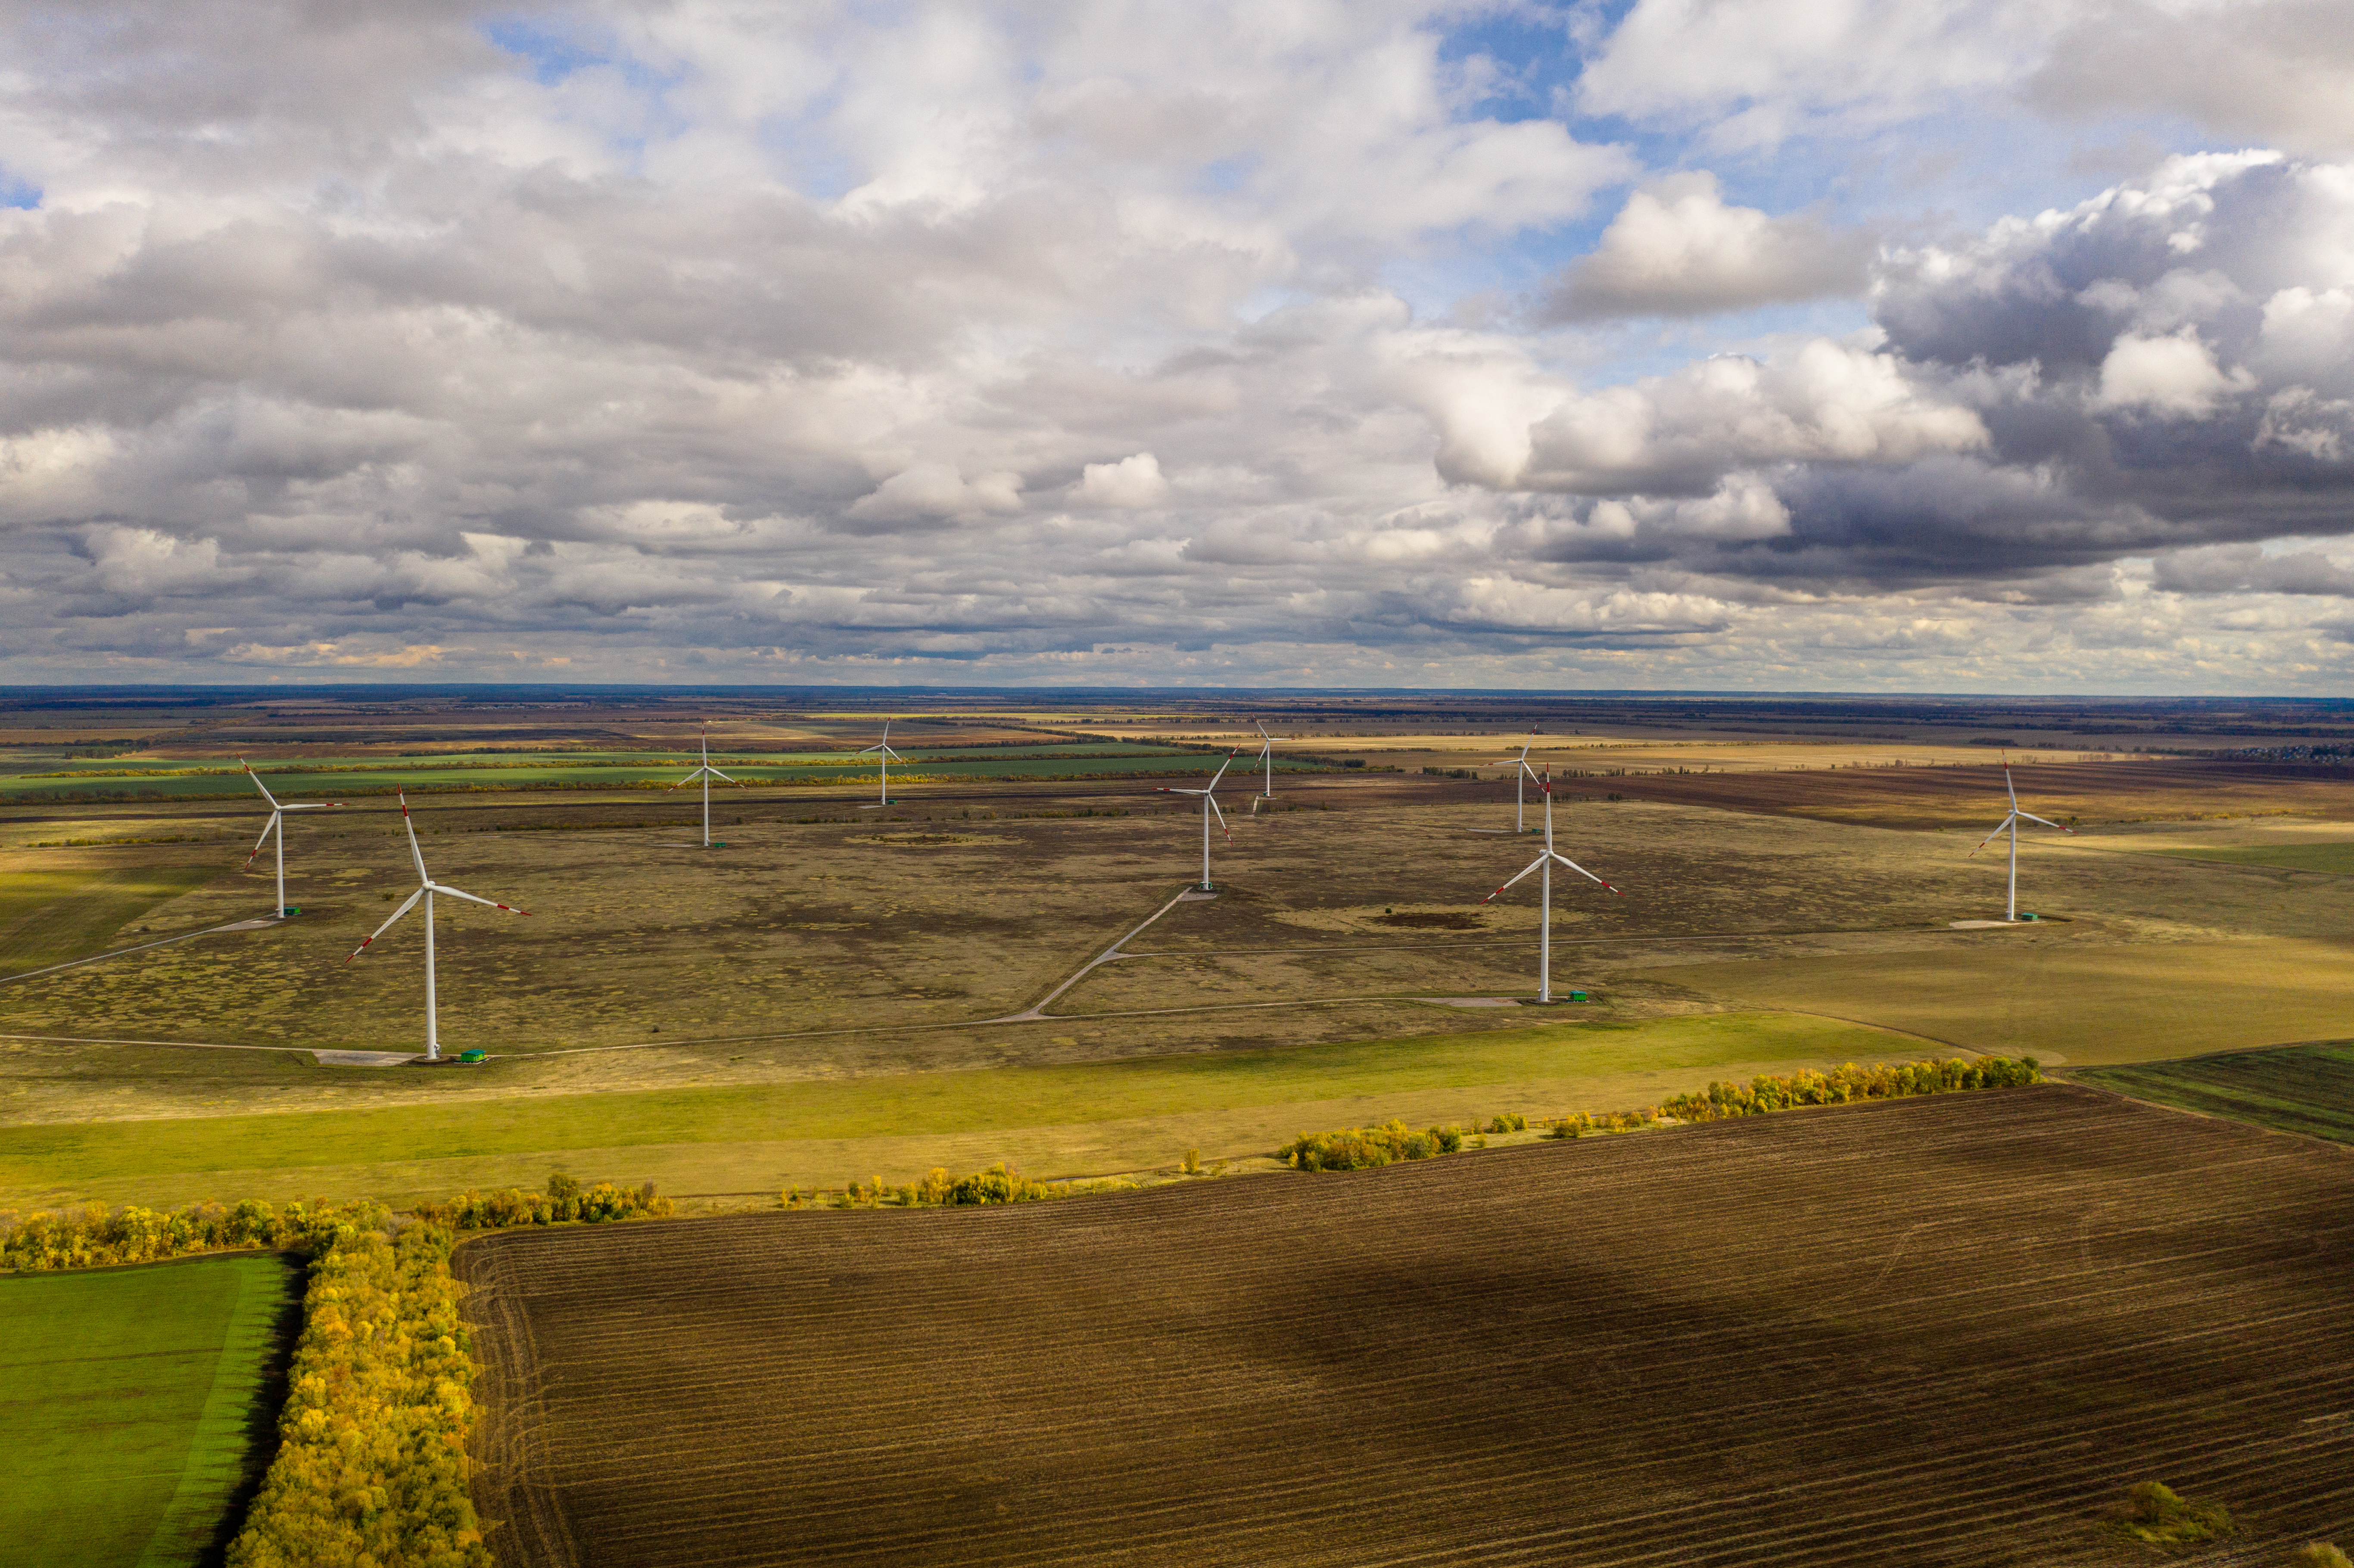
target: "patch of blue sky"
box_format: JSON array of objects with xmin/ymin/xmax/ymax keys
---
[
  {"xmin": 479, "ymin": 14, "xmax": 693, "ymax": 174},
  {"xmin": 1198, "ymin": 155, "xmax": 1257, "ymax": 196},
  {"xmin": 481, "ymin": 15, "xmax": 610, "ymax": 87},
  {"xmin": 0, "ymin": 168, "xmax": 37, "ymax": 210}
]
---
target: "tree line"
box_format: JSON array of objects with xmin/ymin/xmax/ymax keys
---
[
  {"xmin": 227, "ymin": 1219, "xmax": 491, "ymax": 1568},
  {"xmin": 784, "ymin": 1161, "xmax": 1136, "ymax": 1209},
  {"xmin": 1, "ymin": 1173, "xmax": 672, "ymax": 1273},
  {"xmin": 1281, "ymin": 1057, "xmax": 2043, "ymax": 1172}
]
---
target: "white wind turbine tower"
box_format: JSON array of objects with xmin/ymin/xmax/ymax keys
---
[
  {"xmin": 1482, "ymin": 764, "xmax": 1619, "ymax": 1004},
  {"xmin": 1157, "ymin": 752, "xmax": 1237, "ymax": 890},
  {"xmin": 1249, "ymin": 722, "xmax": 1277, "ymax": 813},
  {"xmin": 858, "ymin": 720, "xmax": 906, "ymax": 809},
  {"xmin": 346, "ymin": 790, "xmax": 530, "ymax": 1061},
  {"xmin": 1972, "ymin": 755, "xmax": 2073, "ymax": 921},
  {"xmin": 671, "ymin": 725, "xmax": 740, "ymax": 847},
  {"xmin": 240, "ymin": 758, "xmax": 341, "ymax": 918},
  {"xmin": 1485, "ymin": 727, "xmax": 1541, "ymax": 833}
]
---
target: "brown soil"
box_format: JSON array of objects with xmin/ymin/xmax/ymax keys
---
[
  {"xmin": 458, "ymin": 1085, "xmax": 2354, "ymax": 1568},
  {"xmin": 1372, "ymin": 911, "xmax": 1485, "ymax": 929}
]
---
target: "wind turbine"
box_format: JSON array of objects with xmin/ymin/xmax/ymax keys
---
[
  {"xmin": 670, "ymin": 725, "xmax": 740, "ymax": 847},
  {"xmin": 1157, "ymin": 752, "xmax": 1237, "ymax": 891},
  {"xmin": 346, "ymin": 790, "xmax": 529, "ymax": 1061},
  {"xmin": 1484, "ymin": 727, "xmax": 1541, "ymax": 833},
  {"xmin": 1482, "ymin": 764, "xmax": 1619, "ymax": 1003},
  {"xmin": 1971, "ymin": 755, "xmax": 2073, "ymax": 921},
  {"xmin": 1249, "ymin": 722, "xmax": 1277, "ymax": 813},
  {"xmin": 240, "ymin": 759, "xmax": 341, "ymax": 918},
  {"xmin": 858, "ymin": 720, "xmax": 906, "ymax": 809}
]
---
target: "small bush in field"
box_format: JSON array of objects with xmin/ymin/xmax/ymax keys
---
[
  {"xmin": 2290, "ymin": 1543, "xmax": 2350, "ymax": 1568},
  {"xmin": 1485, "ymin": 1114, "xmax": 1526, "ymax": 1134},
  {"xmin": 2113, "ymin": 1481, "xmax": 2232, "ymax": 1547}
]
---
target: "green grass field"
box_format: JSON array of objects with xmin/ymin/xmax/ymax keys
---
[
  {"xmin": 2151, "ymin": 842, "xmax": 2354, "ymax": 874},
  {"xmin": 2079, "ymin": 1042, "xmax": 2354, "ymax": 1144},
  {"xmin": 0, "ymin": 1253, "xmax": 299, "ymax": 1568},
  {"xmin": 0, "ymin": 867, "xmax": 223, "ymax": 977},
  {"xmin": 0, "ymin": 1012, "xmax": 1912, "ymax": 1207}
]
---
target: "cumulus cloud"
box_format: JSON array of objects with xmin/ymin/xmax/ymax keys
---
[
  {"xmin": 2153, "ymin": 542, "xmax": 2354, "ymax": 596},
  {"xmin": 1077, "ymin": 453, "xmax": 1169, "ymax": 507},
  {"xmin": 1417, "ymin": 337, "xmax": 1986, "ymax": 497},
  {"xmin": 1543, "ymin": 174, "xmax": 1874, "ymax": 319},
  {"xmin": 2092, "ymin": 331, "xmax": 2255, "ymax": 416}
]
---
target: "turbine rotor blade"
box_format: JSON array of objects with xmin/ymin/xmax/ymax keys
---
[
  {"xmin": 347, "ymin": 886, "xmax": 425, "ymax": 960},
  {"xmin": 1550, "ymin": 851, "xmax": 1620, "ymax": 893},
  {"xmin": 245, "ymin": 814, "xmax": 278, "ymax": 868},
  {"xmin": 399, "ymin": 790, "xmax": 429, "ymax": 883},
  {"xmin": 2016, "ymin": 811, "xmax": 2070, "ymax": 832},
  {"xmin": 240, "ymin": 757, "xmax": 280, "ymax": 809},
  {"xmin": 1483, "ymin": 856, "xmax": 1547, "ymax": 901},
  {"xmin": 1969, "ymin": 815, "xmax": 2018, "ymax": 856},
  {"xmin": 708, "ymin": 766, "xmax": 737, "ymax": 783},
  {"xmin": 431, "ymin": 883, "xmax": 529, "ymax": 915},
  {"xmin": 1208, "ymin": 794, "xmax": 1230, "ymax": 841}
]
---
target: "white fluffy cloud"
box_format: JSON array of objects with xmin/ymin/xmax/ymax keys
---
[{"xmin": 1544, "ymin": 174, "xmax": 1872, "ymax": 319}]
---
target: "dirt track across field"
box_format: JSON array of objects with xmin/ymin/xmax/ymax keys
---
[{"xmin": 459, "ymin": 1085, "xmax": 2354, "ymax": 1568}]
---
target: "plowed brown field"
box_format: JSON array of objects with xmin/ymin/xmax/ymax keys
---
[{"xmin": 464, "ymin": 1083, "xmax": 2354, "ymax": 1567}]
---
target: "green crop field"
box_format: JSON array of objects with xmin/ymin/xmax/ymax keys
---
[
  {"xmin": 2079, "ymin": 1041, "xmax": 2354, "ymax": 1144},
  {"xmin": 0, "ymin": 1012, "xmax": 1909, "ymax": 1209},
  {"xmin": 0, "ymin": 1253, "xmax": 299, "ymax": 1568},
  {"xmin": 2151, "ymin": 841, "xmax": 2354, "ymax": 874}
]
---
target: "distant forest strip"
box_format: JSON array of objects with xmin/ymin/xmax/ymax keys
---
[{"xmin": 2077, "ymin": 1042, "xmax": 2354, "ymax": 1145}]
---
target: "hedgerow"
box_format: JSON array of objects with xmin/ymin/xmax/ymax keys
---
[
  {"xmin": 1654, "ymin": 1057, "xmax": 2041, "ymax": 1125},
  {"xmin": 1282, "ymin": 1058, "xmax": 2045, "ymax": 1170},
  {"xmin": 784, "ymin": 1162, "xmax": 1135, "ymax": 1209},
  {"xmin": 227, "ymin": 1221, "xmax": 492, "ymax": 1568},
  {"xmin": 415, "ymin": 1173, "xmax": 673, "ymax": 1229},
  {"xmin": 0, "ymin": 1196, "xmax": 354, "ymax": 1272},
  {"xmin": 1279, "ymin": 1120, "xmax": 1465, "ymax": 1171},
  {"xmin": 0, "ymin": 1174, "xmax": 673, "ymax": 1274}
]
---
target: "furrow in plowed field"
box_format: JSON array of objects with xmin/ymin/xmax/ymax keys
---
[{"xmin": 459, "ymin": 1085, "xmax": 2354, "ymax": 1568}]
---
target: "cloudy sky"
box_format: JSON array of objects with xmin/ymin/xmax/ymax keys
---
[{"xmin": 4, "ymin": 1, "xmax": 2352, "ymax": 690}]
